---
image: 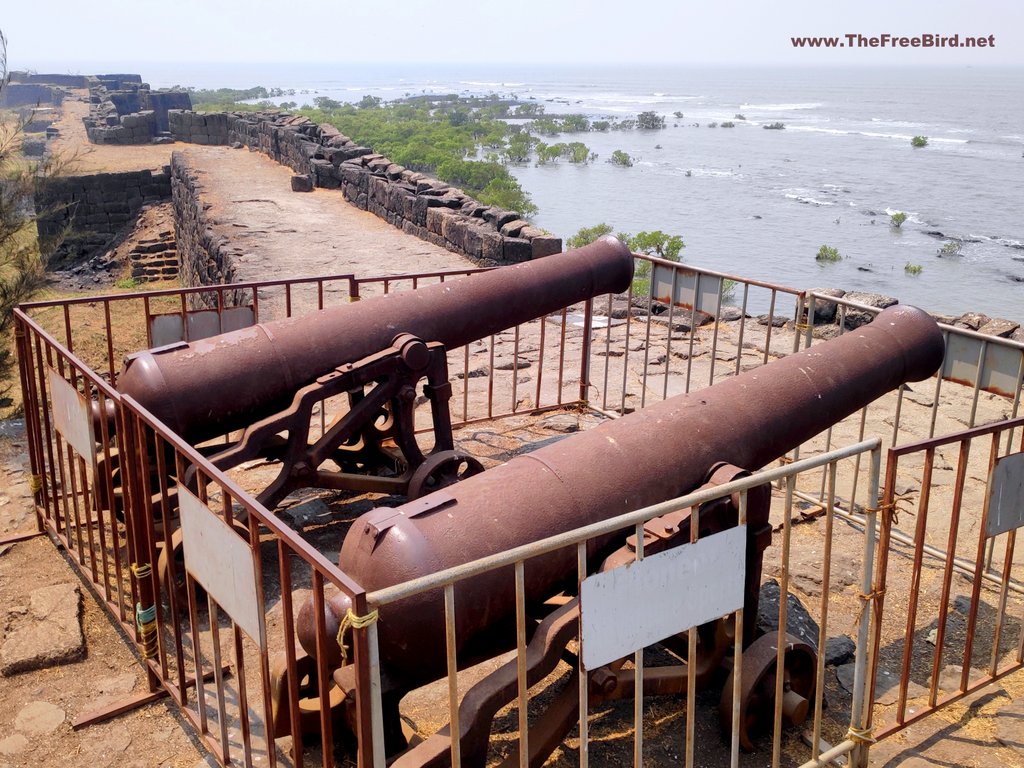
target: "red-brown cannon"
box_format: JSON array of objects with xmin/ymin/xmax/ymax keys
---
[
  {"xmin": 295, "ymin": 304, "xmax": 945, "ymax": 764},
  {"xmin": 114, "ymin": 238, "xmax": 634, "ymax": 508}
]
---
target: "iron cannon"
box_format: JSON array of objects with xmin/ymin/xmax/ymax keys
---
[
  {"xmin": 294, "ymin": 304, "xmax": 945, "ymax": 763},
  {"xmin": 113, "ymin": 237, "xmax": 634, "ymax": 509}
]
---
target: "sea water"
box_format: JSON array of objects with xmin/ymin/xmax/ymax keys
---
[{"xmin": 135, "ymin": 62, "xmax": 1024, "ymax": 322}]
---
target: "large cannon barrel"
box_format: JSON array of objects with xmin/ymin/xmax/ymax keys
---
[
  {"xmin": 117, "ymin": 238, "xmax": 634, "ymax": 443},
  {"xmin": 305, "ymin": 305, "xmax": 945, "ymax": 688}
]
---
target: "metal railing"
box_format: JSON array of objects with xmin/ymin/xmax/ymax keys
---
[{"xmin": 13, "ymin": 254, "xmax": 1024, "ymax": 767}]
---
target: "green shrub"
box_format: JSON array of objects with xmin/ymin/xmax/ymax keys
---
[
  {"xmin": 938, "ymin": 240, "xmax": 962, "ymax": 257},
  {"xmin": 115, "ymin": 277, "xmax": 139, "ymax": 289},
  {"xmin": 904, "ymin": 263, "xmax": 923, "ymax": 275},
  {"xmin": 566, "ymin": 223, "xmax": 614, "ymax": 249},
  {"xmin": 764, "ymin": 122, "xmax": 786, "ymax": 130},
  {"xmin": 815, "ymin": 245, "xmax": 842, "ymax": 263},
  {"xmin": 911, "ymin": 135, "xmax": 928, "ymax": 148},
  {"xmin": 890, "ymin": 211, "xmax": 908, "ymax": 229},
  {"xmin": 609, "ymin": 150, "xmax": 633, "ymax": 167}
]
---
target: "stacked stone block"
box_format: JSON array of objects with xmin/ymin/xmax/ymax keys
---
[
  {"xmin": 129, "ymin": 230, "xmax": 179, "ymax": 283},
  {"xmin": 35, "ymin": 168, "xmax": 173, "ymax": 263},
  {"xmin": 169, "ymin": 153, "xmax": 244, "ymax": 305},
  {"xmin": 83, "ymin": 76, "xmax": 191, "ymax": 145},
  {"xmin": 169, "ymin": 109, "xmax": 561, "ymax": 265}
]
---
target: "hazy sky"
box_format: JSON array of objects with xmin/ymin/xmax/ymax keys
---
[{"xmin": 4, "ymin": 0, "xmax": 1022, "ymax": 71}]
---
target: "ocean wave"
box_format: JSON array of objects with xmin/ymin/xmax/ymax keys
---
[
  {"xmin": 861, "ymin": 131, "xmax": 968, "ymax": 145},
  {"xmin": 784, "ymin": 193, "xmax": 835, "ymax": 207},
  {"xmin": 884, "ymin": 207, "xmax": 924, "ymax": 224},
  {"xmin": 740, "ymin": 102, "xmax": 823, "ymax": 111},
  {"xmin": 677, "ymin": 167, "xmax": 739, "ymax": 178}
]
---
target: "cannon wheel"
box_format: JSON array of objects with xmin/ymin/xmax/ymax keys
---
[
  {"xmin": 719, "ymin": 633, "xmax": 817, "ymax": 751},
  {"xmin": 269, "ymin": 651, "xmax": 347, "ymax": 740},
  {"xmin": 406, "ymin": 450, "xmax": 484, "ymax": 499}
]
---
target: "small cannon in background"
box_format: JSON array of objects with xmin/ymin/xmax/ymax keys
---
[
  {"xmin": 107, "ymin": 238, "xmax": 633, "ymax": 511},
  {"xmin": 291, "ymin": 305, "xmax": 945, "ymax": 764}
]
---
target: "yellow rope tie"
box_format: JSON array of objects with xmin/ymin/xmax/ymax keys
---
[
  {"xmin": 845, "ymin": 724, "xmax": 876, "ymax": 745},
  {"xmin": 858, "ymin": 588, "xmax": 886, "ymax": 603},
  {"xmin": 30, "ymin": 475, "xmax": 43, "ymax": 493},
  {"xmin": 131, "ymin": 562, "xmax": 153, "ymax": 580},
  {"xmin": 794, "ymin": 322, "xmax": 812, "ymax": 331},
  {"xmin": 335, "ymin": 607, "xmax": 380, "ymax": 666}
]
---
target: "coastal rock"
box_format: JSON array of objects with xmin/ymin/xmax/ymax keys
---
[
  {"xmin": 954, "ymin": 311, "xmax": 990, "ymax": 331},
  {"xmin": 841, "ymin": 291, "xmax": 898, "ymax": 330},
  {"xmin": 757, "ymin": 314, "xmax": 788, "ymax": 328},
  {"xmin": 977, "ymin": 318, "xmax": 1020, "ymax": 338},
  {"xmin": 804, "ymin": 287, "xmax": 846, "ymax": 324}
]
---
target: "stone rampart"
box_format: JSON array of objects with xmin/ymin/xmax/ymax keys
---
[
  {"xmin": 167, "ymin": 110, "xmax": 560, "ymax": 264},
  {"xmin": 35, "ymin": 169, "xmax": 172, "ymax": 264},
  {"xmin": 84, "ymin": 77, "xmax": 191, "ymax": 145},
  {"xmin": 169, "ymin": 152, "xmax": 241, "ymax": 298}
]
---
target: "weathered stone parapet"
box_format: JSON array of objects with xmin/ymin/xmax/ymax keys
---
[
  {"xmin": 169, "ymin": 110, "xmax": 561, "ymax": 265},
  {"xmin": 169, "ymin": 152, "xmax": 242, "ymax": 304},
  {"xmin": 83, "ymin": 77, "xmax": 191, "ymax": 145},
  {"xmin": 34, "ymin": 168, "xmax": 173, "ymax": 264}
]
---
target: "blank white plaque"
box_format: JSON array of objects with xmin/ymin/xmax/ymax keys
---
[
  {"xmin": 580, "ymin": 525, "xmax": 746, "ymax": 670},
  {"xmin": 988, "ymin": 452, "xmax": 1024, "ymax": 538},
  {"xmin": 179, "ymin": 487, "xmax": 265, "ymax": 649}
]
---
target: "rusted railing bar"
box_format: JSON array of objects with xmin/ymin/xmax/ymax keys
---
[{"xmin": 368, "ymin": 441, "xmax": 880, "ymax": 607}]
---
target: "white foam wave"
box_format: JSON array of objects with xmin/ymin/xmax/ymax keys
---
[
  {"xmin": 785, "ymin": 193, "xmax": 835, "ymax": 207},
  {"xmin": 677, "ymin": 167, "xmax": 738, "ymax": 178},
  {"xmin": 884, "ymin": 207, "xmax": 924, "ymax": 224},
  {"xmin": 740, "ymin": 102, "xmax": 822, "ymax": 111}
]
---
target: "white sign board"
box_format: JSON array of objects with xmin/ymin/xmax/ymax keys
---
[
  {"xmin": 580, "ymin": 526, "xmax": 746, "ymax": 670},
  {"xmin": 47, "ymin": 369, "xmax": 97, "ymax": 464},
  {"xmin": 941, "ymin": 334, "xmax": 1022, "ymax": 399},
  {"xmin": 178, "ymin": 488, "xmax": 266, "ymax": 649},
  {"xmin": 987, "ymin": 452, "xmax": 1024, "ymax": 537},
  {"xmin": 651, "ymin": 264, "xmax": 723, "ymax": 316},
  {"xmin": 149, "ymin": 306, "xmax": 256, "ymax": 347}
]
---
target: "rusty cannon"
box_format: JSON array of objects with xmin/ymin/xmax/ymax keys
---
[
  {"xmin": 112, "ymin": 238, "xmax": 633, "ymax": 510},
  {"xmin": 290, "ymin": 304, "xmax": 945, "ymax": 764}
]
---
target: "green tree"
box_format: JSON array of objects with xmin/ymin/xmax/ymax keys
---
[
  {"xmin": 478, "ymin": 177, "xmax": 537, "ymax": 216},
  {"xmin": 609, "ymin": 150, "xmax": 633, "ymax": 167},
  {"xmin": 1, "ymin": 31, "xmax": 69, "ymax": 406},
  {"xmin": 628, "ymin": 231, "xmax": 685, "ymax": 261},
  {"xmin": 566, "ymin": 223, "xmax": 614, "ymax": 249},
  {"xmin": 514, "ymin": 103, "xmax": 544, "ymax": 117},
  {"xmin": 636, "ymin": 111, "xmax": 666, "ymax": 129},
  {"xmin": 358, "ymin": 95, "xmax": 383, "ymax": 109},
  {"xmin": 561, "ymin": 114, "xmax": 590, "ymax": 132}
]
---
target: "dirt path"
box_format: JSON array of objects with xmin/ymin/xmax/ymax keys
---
[{"xmin": 182, "ymin": 146, "xmax": 473, "ymax": 284}]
